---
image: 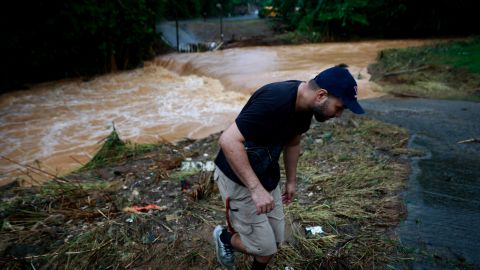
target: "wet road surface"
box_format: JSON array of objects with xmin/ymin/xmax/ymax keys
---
[{"xmin": 362, "ymin": 97, "xmax": 480, "ymax": 269}]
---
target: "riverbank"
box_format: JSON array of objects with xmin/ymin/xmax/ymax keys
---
[
  {"xmin": 0, "ymin": 39, "xmax": 427, "ymax": 188},
  {"xmin": 368, "ymin": 37, "xmax": 480, "ymax": 102},
  {"xmin": 1, "ymin": 113, "xmax": 419, "ymax": 269}
]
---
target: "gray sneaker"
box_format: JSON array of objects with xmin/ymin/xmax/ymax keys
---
[{"xmin": 213, "ymin": 225, "xmax": 235, "ymax": 270}]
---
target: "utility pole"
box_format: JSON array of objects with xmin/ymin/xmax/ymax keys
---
[
  {"xmin": 216, "ymin": 3, "xmax": 224, "ymax": 42},
  {"xmin": 175, "ymin": 5, "xmax": 179, "ymax": 52}
]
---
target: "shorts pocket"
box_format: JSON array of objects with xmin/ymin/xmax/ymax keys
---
[
  {"xmin": 233, "ymin": 220, "xmax": 253, "ymax": 235},
  {"xmin": 230, "ymin": 198, "xmax": 267, "ymax": 224},
  {"xmin": 229, "ymin": 200, "xmax": 266, "ymax": 237}
]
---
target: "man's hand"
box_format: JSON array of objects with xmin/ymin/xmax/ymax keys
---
[
  {"xmin": 282, "ymin": 181, "xmax": 296, "ymax": 204},
  {"xmin": 219, "ymin": 123, "xmax": 274, "ymax": 215},
  {"xmin": 250, "ymin": 184, "xmax": 274, "ymax": 215},
  {"xmin": 283, "ymin": 135, "xmax": 300, "ymax": 205}
]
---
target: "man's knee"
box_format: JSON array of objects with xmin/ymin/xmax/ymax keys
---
[
  {"xmin": 232, "ymin": 229, "xmax": 277, "ymax": 257},
  {"xmin": 248, "ymin": 238, "xmax": 277, "ymax": 257}
]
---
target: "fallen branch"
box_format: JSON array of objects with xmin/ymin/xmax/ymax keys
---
[
  {"xmin": 457, "ymin": 138, "xmax": 480, "ymax": 144},
  {"xmin": 70, "ymin": 155, "xmax": 86, "ymax": 166},
  {"xmin": 20, "ymin": 239, "xmax": 113, "ymax": 259},
  {"xmin": 1, "ymin": 155, "xmax": 68, "ymax": 184}
]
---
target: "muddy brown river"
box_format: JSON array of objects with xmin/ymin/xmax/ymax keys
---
[{"xmin": 0, "ymin": 40, "xmax": 428, "ymax": 186}]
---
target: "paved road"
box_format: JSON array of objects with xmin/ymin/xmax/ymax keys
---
[
  {"xmin": 156, "ymin": 21, "xmax": 200, "ymax": 49},
  {"xmin": 362, "ymin": 97, "xmax": 480, "ymax": 269}
]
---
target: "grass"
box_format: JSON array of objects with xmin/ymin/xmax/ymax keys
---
[
  {"xmin": 2, "ymin": 115, "xmax": 440, "ymax": 269},
  {"xmin": 263, "ymin": 116, "xmax": 412, "ymax": 270},
  {"xmin": 79, "ymin": 124, "xmax": 167, "ymax": 171},
  {"xmin": 433, "ymin": 39, "xmax": 480, "ymax": 73},
  {"xmin": 369, "ymin": 37, "xmax": 480, "ymax": 101}
]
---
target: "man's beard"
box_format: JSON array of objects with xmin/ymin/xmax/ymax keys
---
[{"xmin": 313, "ymin": 98, "xmax": 332, "ymax": 122}]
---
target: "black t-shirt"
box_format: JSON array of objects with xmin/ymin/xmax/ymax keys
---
[{"xmin": 214, "ymin": 80, "xmax": 313, "ymax": 191}]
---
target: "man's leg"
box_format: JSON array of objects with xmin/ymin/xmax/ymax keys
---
[
  {"xmin": 231, "ymin": 233, "xmax": 272, "ymax": 264},
  {"xmin": 213, "ymin": 167, "xmax": 280, "ymax": 268},
  {"xmin": 213, "ymin": 168, "xmax": 236, "ymax": 269},
  {"xmin": 216, "ymin": 226, "xmax": 272, "ymax": 268}
]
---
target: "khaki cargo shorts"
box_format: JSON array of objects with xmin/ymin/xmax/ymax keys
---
[{"xmin": 214, "ymin": 166, "xmax": 285, "ymax": 256}]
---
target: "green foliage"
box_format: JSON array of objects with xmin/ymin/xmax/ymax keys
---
[
  {"xmin": 80, "ymin": 124, "xmax": 165, "ymax": 171},
  {"xmin": 268, "ymin": 0, "xmax": 378, "ymax": 39},
  {"xmin": 316, "ymin": 0, "xmax": 369, "ymax": 27},
  {"xmin": 375, "ymin": 38, "xmax": 480, "ymax": 75},
  {"xmin": 82, "ymin": 125, "xmax": 127, "ymax": 170},
  {"xmin": 266, "ymin": 0, "xmax": 479, "ymax": 41},
  {"xmin": 1, "ymin": 0, "xmax": 163, "ymax": 92},
  {"xmin": 0, "ymin": 0, "xmax": 263, "ymax": 91},
  {"xmin": 433, "ymin": 38, "xmax": 480, "ymax": 74},
  {"xmin": 66, "ymin": 0, "xmax": 160, "ymax": 68},
  {"xmin": 369, "ymin": 38, "xmax": 480, "ymax": 101}
]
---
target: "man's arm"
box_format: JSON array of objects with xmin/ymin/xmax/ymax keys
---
[
  {"xmin": 282, "ymin": 134, "xmax": 302, "ymax": 204},
  {"xmin": 219, "ymin": 122, "xmax": 275, "ymax": 214}
]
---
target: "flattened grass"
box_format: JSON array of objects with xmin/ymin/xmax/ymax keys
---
[
  {"xmin": 1, "ymin": 115, "xmax": 414, "ymax": 269},
  {"xmin": 269, "ymin": 115, "xmax": 412, "ymax": 270},
  {"xmin": 369, "ymin": 37, "xmax": 480, "ymax": 101}
]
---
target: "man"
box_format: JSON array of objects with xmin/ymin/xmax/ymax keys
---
[{"xmin": 212, "ymin": 65, "xmax": 364, "ymax": 270}]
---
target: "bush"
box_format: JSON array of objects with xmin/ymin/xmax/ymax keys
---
[{"xmin": 0, "ymin": 0, "xmax": 162, "ymax": 92}]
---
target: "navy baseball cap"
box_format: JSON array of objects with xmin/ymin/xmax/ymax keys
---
[{"xmin": 314, "ymin": 66, "xmax": 365, "ymax": 114}]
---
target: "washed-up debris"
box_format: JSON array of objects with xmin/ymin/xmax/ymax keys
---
[
  {"xmin": 0, "ymin": 116, "xmax": 416, "ymax": 269},
  {"xmin": 180, "ymin": 180, "xmax": 191, "ymax": 191},
  {"xmin": 165, "ymin": 214, "xmax": 179, "ymax": 222},
  {"xmin": 141, "ymin": 231, "xmax": 158, "ymax": 244},
  {"xmin": 305, "ymin": 226, "xmax": 324, "ymax": 235},
  {"xmin": 122, "ymin": 204, "xmax": 168, "ymax": 213},
  {"xmin": 322, "ymin": 131, "xmax": 333, "ymax": 141},
  {"xmin": 180, "ymin": 160, "xmax": 215, "ymax": 171},
  {"xmin": 457, "ymin": 137, "xmax": 480, "ymax": 144}
]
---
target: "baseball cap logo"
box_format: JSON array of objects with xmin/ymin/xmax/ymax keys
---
[{"xmin": 353, "ymin": 86, "xmax": 358, "ymax": 98}]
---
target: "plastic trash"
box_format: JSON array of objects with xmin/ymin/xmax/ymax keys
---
[
  {"xmin": 305, "ymin": 226, "xmax": 324, "ymax": 235},
  {"xmin": 180, "ymin": 160, "xmax": 215, "ymax": 171}
]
